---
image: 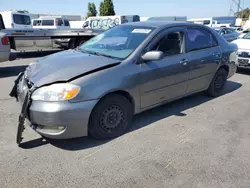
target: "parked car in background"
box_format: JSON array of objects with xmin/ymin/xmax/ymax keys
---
[
  {"xmin": 32, "ymin": 16, "xmax": 70, "ymax": 29},
  {"xmin": 188, "ymin": 18, "xmax": 231, "ymax": 28},
  {"xmin": 0, "ymin": 10, "xmax": 32, "ymax": 29},
  {"xmin": 238, "ymin": 30, "xmax": 250, "ymax": 39},
  {"xmin": 0, "ymin": 32, "xmax": 10, "ymax": 62},
  {"xmin": 12, "ymin": 22, "xmax": 237, "ymax": 143},
  {"xmin": 230, "ymin": 26, "xmax": 244, "ymax": 33},
  {"xmin": 213, "ymin": 27, "xmax": 239, "ymax": 42},
  {"xmin": 232, "ymin": 32, "xmax": 250, "ymax": 69}
]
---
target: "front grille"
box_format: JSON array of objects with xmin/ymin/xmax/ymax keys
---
[
  {"xmin": 238, "ymin": 58, "xmax": 250, "ymax": 67},
  {"xmin": 238, "ymin": 52, "xmax": 250, "ymax": 58}
]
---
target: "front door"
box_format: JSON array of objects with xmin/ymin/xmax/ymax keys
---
[
  {"xmin": 184, "ymin": 27, "xmax": 222, "ymax": 94},
  {"xmin": 139, "ymin": 27, "xmax": 190, "ymax": 109}
]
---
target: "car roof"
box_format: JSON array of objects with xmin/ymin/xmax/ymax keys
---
[{"xmin": 122, "ymin": 21, "xmax": 202, "ymax": 29}]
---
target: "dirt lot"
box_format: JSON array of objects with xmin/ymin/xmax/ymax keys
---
[{"xmin": 0, "ymin": 58, "xmax": 250, "ymax": 188}]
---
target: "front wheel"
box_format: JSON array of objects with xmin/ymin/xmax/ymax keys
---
[
  {"xmin": 89, "ymin": 94, "xmax": 133, "ymax": 140},
  {"xmin": 207, "ymin": 68, "xmax": 228, "ymax": 97}
]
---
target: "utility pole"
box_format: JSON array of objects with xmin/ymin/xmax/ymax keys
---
[{"xmin": 229, "ymin": 0, "xmax": 244, "ymax": 17}]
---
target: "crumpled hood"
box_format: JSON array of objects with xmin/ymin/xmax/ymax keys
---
[
  {"xmin": 25, "ymin": 50, "xmax": 120, "ymax": 87},
  {"xmin": 232, "ymin": 39, "xmax": 250, "ymax": 51}
]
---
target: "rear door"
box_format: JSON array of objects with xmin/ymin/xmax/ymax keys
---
[
  {"xmin": 139, "ymin": 27, "xmax": 190, "ymax": 109},
  {"xmin": 185, "ymin": 27, "xmax": 222, "ymax": 94}
]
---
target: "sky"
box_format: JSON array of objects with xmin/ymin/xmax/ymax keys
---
[{"xmin": 0, "ymin": 0, "xmax": 250, "ymax": 19}]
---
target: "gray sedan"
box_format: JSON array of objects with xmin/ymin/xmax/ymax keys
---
[
  {"xmin": 11, "ymin": 21, "xmax": 238, "ymax": 143},
  {"xmin": 0, "ymin": 32, "xmax": 10, "ymax": 62},
  {"xmin": 213, "ymin": 27, "xmax": 239, "ymax": 42}
]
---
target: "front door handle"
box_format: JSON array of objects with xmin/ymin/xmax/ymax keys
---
[
  {"xmin": 213, "ymin": 52, "xmax": 221, "ymax": 57},
  {"xmin": 180, "ymin": 59, "xmax": 188, "ymax": 66}
]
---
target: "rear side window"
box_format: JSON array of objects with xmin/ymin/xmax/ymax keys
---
[
  {"xmin": 42, "ymin": 20, "xmax": 54, "ymax": 26},
  {"xmin": 13, "ymin": 14, "xmax": 31, "ymax": 25},
  {"xmin": 64, "ymin": 19, "xmax": 70, "ymax": 26},
  {"xmin": 186, "ymin": 28, "xmax": 218, "ymax": 52}
]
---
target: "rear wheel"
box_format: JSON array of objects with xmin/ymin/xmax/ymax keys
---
[
  {"xmin": 207, "ymin": 68, "xmax": 228, "ymax": 97},
  {"xmin": 89, "ymin": 94, "xmax": 133, "ymax": 140}
]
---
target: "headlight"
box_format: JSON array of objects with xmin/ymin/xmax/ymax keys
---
[{"xmin": 31, "ymin": 83, "xmax": 80, "ymax": 101}]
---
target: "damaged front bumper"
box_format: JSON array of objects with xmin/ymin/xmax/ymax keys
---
[{"xmin": 10, "ymin": 73, "xmax": 97, "ymax": 144}]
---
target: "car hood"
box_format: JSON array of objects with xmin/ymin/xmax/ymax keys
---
[
  {"xmin": 25, "ymin": 50, "xmax": 120, "ymax": 87},
  {"xmin": 232, "ymin": 39, "xmax": 250, "ymax": 50}
]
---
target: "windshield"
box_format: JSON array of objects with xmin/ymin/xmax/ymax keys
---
[
  {"xmin": 13, "ymin": 14, "xmax": 31, "ymax": 25},
  {"xmin": 243, "ymin": 32, "xmax": 250, "ymax": 39},
  {"xmin": 79, "ymin": 25, "xmax": 154, "ymax": 59}
]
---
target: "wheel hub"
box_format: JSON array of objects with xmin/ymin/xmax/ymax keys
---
[
  {"xmin": 100, "ymin": 105, "xmax": 124, "ymax": 131},
  {"xmin": 214, "ymin": 75, "xmax": 223, "ymax": 89}
]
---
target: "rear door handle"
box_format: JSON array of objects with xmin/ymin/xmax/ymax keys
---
[{"xmin": 180, "ymin": 59, "xmax": 188, "ymax": 66}]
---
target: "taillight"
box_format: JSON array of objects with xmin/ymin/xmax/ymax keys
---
[{"xmin": 1, "ymin": 36, "xmax": 9, "ymax": 45}]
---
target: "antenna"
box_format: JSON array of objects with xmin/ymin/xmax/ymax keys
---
[{"xmin": 229, "ymin": 0, "xmax": 244, "ymax": 17}]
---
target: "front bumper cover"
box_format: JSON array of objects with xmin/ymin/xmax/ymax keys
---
[{"xmin": 10, "ymin": 73, "xmax": 98, "ymax": 144}]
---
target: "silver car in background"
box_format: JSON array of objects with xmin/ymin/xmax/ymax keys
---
[
  {"xmin": 0, "ymin": 32, "xmax": 10, "ymax": 62},
  {"xmin": 12, "ymin": 21, "xmax": 238, "ymax": 141}
]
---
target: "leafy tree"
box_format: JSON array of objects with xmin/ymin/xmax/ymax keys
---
[
  {"xmin": 99, "ymin": 2, "xmax": 104, "ymax": 16},
  {"xmin": 238, "ymin": 8, "xmax": 250, "ymax": 20},
  {"xmin": 99, "ymin": 0, "xmax": 115, "ymax": 16},
  {"xmin": 87, "ymin": 2, "xmax": 97, "ymax": 18}
]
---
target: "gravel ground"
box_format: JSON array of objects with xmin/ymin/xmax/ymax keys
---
[{"xmin": 0, "ymin": 57, "xmax": 250, "ymax": 188}]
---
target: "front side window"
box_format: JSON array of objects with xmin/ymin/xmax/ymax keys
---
[
  {"xmin": 57, "ymin": 19, "xmax": 63, "ymax": 26},
  {"xmin": 80, "ymin": 25, "xmax": 154, "ymax": 59},
  {"xmin": 186, "ymin": 28, "xmax": 217, "ymax": 52},
  {"xmin": 150, "ymin": 31, "xmax": 183, "ymax": 56},
  {"xmin": 42, "ymin": 20, "xmax": 54, "ymax": 26},
  {"xmin": 64, "ymin": 19, "xmax": 70, "ymax": 26},
  {"xmin": 13, "ymin": 14, "xmax": 31, "ymax": 25}
]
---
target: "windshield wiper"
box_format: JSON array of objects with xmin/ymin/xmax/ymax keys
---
[{"xmin": 79, "ymin": 49, "xmax": 121, "ymax": 60}]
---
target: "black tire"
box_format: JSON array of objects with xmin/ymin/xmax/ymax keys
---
[
  {"xmin": 75, "ymin": 38, "xmax": 86, "ymax": 47},
  {"xmin": 89, "ymin": 94, "xmax": 133, "ymax": 140},
  {"xmin": 68, "ymin": 39, "xmax": 76, "ymax": 49},
  {"xmin": 207, "ymin": 68, "xmax": 228, "ymax": 97}
]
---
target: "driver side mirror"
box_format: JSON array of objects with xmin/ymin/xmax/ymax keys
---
[{"xmin": 141, "ymin": 51, "xmax": 164, "ymax": 62}]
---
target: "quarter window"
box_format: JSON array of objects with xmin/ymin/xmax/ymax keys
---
[{"xmin": 186, "ymin": 28, "xmax": 218, "ymax": 52}]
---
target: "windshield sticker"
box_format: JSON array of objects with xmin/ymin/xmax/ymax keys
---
[{"xmin": 132, "ymin": 29, "xmax": 152, "ymax": 34}]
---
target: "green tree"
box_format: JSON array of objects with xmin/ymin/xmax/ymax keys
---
[
  {"xmin": 99, "ymin": 2, "xmax": 104, "ymax": 16},
  {"xmin": 238, "ymin": 8, "xmax": 250, "ymax": 20},
  {"xmin": 100, "ymin": 0, "xmax": 115, "ymax": 16},
  {"xmin": 87, "ymin": 2, "xmax": 97, "ymax": 18}
]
